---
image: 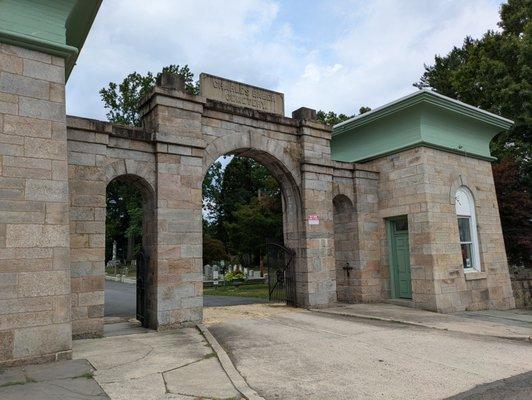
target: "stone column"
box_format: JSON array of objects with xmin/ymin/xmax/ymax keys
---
[
  {"xmin": 352, "ymin": 166, "xmax": 381, "ymax": 301},
  {"xmin": 67, "ymin": 117, "xmax": 108, "ymax": 338},
  {"xmin": 140, "ymin": 79, "xmax": 205, "ymax": 328},
  {"xmin": 0, "ymin": 44, "xmax": 71, "ymax": 365},
  {"xmin": 293, "ymin": 108, "xmax": 337, "ymax": 307}
]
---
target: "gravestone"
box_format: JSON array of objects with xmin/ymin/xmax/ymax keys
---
[{"xmin": 203, "ymin": 264, "xmax": 213, "ymax": 281}]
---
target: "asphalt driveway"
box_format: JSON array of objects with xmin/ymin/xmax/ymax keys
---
[
  {"xmin": 104, "ymin": 280, "xmax": 266, "ymax": 317},
  {"xmin": 205, "ymin": 304, "xmax": 532, "ymax": 400}
]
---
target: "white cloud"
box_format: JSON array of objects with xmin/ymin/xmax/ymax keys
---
[
  {"xmin": 67, "ymin": 0, "xmax": 286, "ymax": 118},
  {"xmin": 283, "ymin": 0, "xmax": 502, "ymax": 114},
  {"xmin": 66, "ymin": 0, "xmax": 503, "ymax": 120}
]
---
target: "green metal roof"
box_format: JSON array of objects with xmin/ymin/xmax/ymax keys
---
[
  {"xmin": 0, "ymin": 0, "xmax": 102, "ymax": 80},
  {"xmin": 331, "ymin": 90, "xmax": 513, "ymax": 163}
]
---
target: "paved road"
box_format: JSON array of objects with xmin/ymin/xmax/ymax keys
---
[
  {"xmin": 104, "ymin": 280, "xmax": 266, "ymax": 317},
  {"xmin": 206, "ymin": 304, "xmax": 532, "ymax": 400}
]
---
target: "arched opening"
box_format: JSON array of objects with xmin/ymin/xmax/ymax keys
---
[
  {"xmin": 104, "ymin": 174, "xmax": 156, "ymax": 329},
  {"xmin": 333, "ymin": 194, "xmax": 358, "ymax": 303},
  {"xmin": 201, "ymin": 148, "xmax": 302, "ymax": 310}
]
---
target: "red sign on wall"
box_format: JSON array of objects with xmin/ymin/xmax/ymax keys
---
[{"xmin": 308, "ymin": 214, "xmax": 320, "ymax": 225}]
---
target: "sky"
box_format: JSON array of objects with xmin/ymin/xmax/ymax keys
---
[{"xmin": 66, "ymin": 0, "xmax": 505, "ymax": 120}]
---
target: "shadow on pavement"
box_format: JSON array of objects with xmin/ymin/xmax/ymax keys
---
[{"xmin": 445, "ymin": 371, "xmax": 532, "ymax": 400}]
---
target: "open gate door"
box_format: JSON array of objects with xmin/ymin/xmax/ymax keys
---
[
  {"xmin": 136, "ymin": 250, "xmax": 149, "ymax": 327},
  {"xmin": 261, "ymin": 243, "xmax": 296, "ymax": 305}
]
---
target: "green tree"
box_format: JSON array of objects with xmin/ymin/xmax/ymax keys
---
[
  {"xmin": 202, "ymin": 159, "xmax": 224, "ymax": 218},
  {"xmin": 316, "ymin": 106, "xmax": 371, "ymax": 126},
  {"xmin": 224, "ymin": 196, "xmax": 283, "ymax": 264},
  {"xmin": 202, "ymin": 156, "xmax": 283, "ymax": 262},
  {"xmin": 415, "ymin": 0, "xmax": 531, "ymax": 267},
  {"xmin": 203, "ymin": 233, "xmax": 228, "ymax": 265},
  {"xmin": 105, "ymin": 180, "xmax": 144, "ymax": 262},
  {"xmin": 492, "ymin": 158, "xmax": 532, "ymax": 267},
  {"xmin": 100, "ymin": 65, "xmax": 199, "ymax": 127},
  {"xmin": 316, "ymin": 110, "xmax": 353, "ymax": 126}
]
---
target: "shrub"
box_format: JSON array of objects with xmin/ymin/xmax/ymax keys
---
[{"xmin": 224, "ymin": 271, "xmax": 245, "ymax": 282}]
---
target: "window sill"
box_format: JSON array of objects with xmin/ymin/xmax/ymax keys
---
[{"xmin": 464, "ymin": 271, "xmax": 487, "ymax": 281}]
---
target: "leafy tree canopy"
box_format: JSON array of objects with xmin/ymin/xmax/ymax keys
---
[
  {"xmin": 100, "ymin": 65, "xmax": 199, "ymax": 127},
  {"xmin": 203, "ymin": 233, "xmax": 228, "ymax": 265},
  {"xmin": 105, "ymin": 179, "xmax": 144, "ymax": 262},
  {"xmin": 316, "ymin": 106, "xmax": 371, "ymax": 126},
  {"xmin": 202, "ymin": 156, "xmax": 282, "ymax": 264}
]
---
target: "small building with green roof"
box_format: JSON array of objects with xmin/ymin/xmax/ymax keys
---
[{"xmin": 330, "ymin": 90, "xmax": 514, "ymax": 313}]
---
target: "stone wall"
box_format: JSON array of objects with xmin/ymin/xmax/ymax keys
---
[
  {"xmin": 331, "ymin": 162, "xmax": 381, "ymax": 303},
  {"xmin": 67, "ymin": 116, "xmax": 156, "ymax": 337},
  {"xmin": 0, "ymin": 44, "xmax": 71, "ymax": 366},
  {"xmin": 510, "ymin": 267, "xmax": 532, "ymax": 308},
  {"xmin": 333, "ymin": 194, "xmax": 357, "ymax": 302},
  {"xmin": 66, "ymin": 85, "xmax": 341, "ymax": 337},
  {"xmin": 364, "ymin": 146, "xmax": 515, "ymax": 312}
]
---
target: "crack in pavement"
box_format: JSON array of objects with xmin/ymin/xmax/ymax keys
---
[
  {"xmin": 43, "ymin": 380, "xmax": 105, "ymax": 399},
  {"xmin": 97, "ymin": 357, "xmax": 206, "ymax": 388},
  {"xmin": 96, "ymin": 345, "xmax": 155, "ymax": 371},
  {"xmin": 160, "ymin": 356, "xmax": 208, "ymax": 394}
]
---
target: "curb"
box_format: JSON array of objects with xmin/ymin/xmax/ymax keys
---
[
  {"xmin": 105, "ymin": 275, "xmax": 135, "ymax": 284},
  {"xmin": 310, "ymin": 308, "xmax": 531, "ymax": 342},
  {"xmin": 197, "ymin": 323, "xmax": 265, "ymax": 400}
]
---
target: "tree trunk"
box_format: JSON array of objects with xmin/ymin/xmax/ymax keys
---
[{"xmin": 127, "ymin": 235, "xmax": 134, "ymax": 263}]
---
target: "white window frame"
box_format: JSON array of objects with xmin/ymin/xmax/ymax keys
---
[{"xmin": 455, "ymin": 186, "xmax": 481, "ymax": 272}]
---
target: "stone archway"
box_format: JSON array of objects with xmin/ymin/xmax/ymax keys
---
[
  {"xmin": 137, "ymin": 76, "xmax": 342, "ymax": 328},
  {"xmin": 202, "ymin": 143, "xmax": 304, "ymax": 305},
  {"xmin": 105, "ymin": 174, "xmax": 157, "ymax": 328},
  {"xmin": 68, "ymin": 75, "xmax": 346, "ymax": 335}
]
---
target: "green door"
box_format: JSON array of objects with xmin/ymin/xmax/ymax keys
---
[{"xmin": 389, "ymin": 217, "xmax": 412, "ymax": 299}]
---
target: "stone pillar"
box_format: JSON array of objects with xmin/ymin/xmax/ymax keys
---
[
  {"xmin": 352, "ymin": 166, "xmax": 381, "ymax": 302},
  {"xmin": 67, "ymin": 117, "xmax": 108, "ymax": 338},
  {"xmin": 0, "ymin": 44, "xmax": 71, "ymax": 365},
  {"xmin": 140, "ymin": 81, "xmax": 205, "ymax": 328},
  {"xmin": 293, "ymin": 108, "xmax": 337, "ymax": 307}
]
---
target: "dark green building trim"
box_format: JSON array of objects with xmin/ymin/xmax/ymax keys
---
[{"xmin": 0, "ymin": 0, "xmax": 102, "ymax": 80}]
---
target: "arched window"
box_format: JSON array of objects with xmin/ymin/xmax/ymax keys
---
[{"xmin": 455, "ymin": 186, "xmax": 480, "ymax": 271}]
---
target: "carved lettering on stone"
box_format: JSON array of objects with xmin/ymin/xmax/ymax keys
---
[{"xmin": 200, "ymin": 73, "xmax": 284, "ymax": 115}]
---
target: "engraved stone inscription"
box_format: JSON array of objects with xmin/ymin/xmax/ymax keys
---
[{"xmin": 200, "ymin": 73, "xmax": 284, "ymax": 115}]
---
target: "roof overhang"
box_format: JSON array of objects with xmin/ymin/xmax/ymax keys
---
[
  {"xmin": 0, "ymin": 0, "xmax": 102, "ymax": 81},
  {"xmin": 331, "ymin": 90, "xmax": 513, "ymax": 163}
]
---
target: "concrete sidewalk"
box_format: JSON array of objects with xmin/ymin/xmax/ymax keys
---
[
  {"xmin": 73, "ymin": 324, "xmax": 242, "ymax": 400},
  {"xmin": 0, "ymin": 359, "xmax": 108, "ymax": 400},
  {"xmin": 1, "ymin": 323, "xmax": 247, "ymax": 400},
  {"xmin": 312, "ymin": 303, "xmax": 531, "ymax": 341}
]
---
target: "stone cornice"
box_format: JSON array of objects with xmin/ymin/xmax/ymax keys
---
[
  {"xmin": 355, "ymin": 141, "xmax": 497, "ymax": 163},
  {"xmin": 0, "ymin": 28, "xmax": 78, "ymax": 59}
]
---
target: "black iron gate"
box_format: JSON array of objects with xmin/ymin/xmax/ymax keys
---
[
  {"xmin": 136, "ymin": 250, "xmax": 149, "ymax": 327},
  {"xmin": 261, "ymin": 243, "xmax": 296, "ymax": 305}
]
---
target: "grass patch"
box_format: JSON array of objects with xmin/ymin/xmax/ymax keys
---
[
  {"xmin": 203, "ymin": 352, "xmax": 217, "ymax": 359},
  {"xmin": 72, "ymin": 372, "xmax": 94, "ymax": 380},
  {"xmin": 204, "ymin": 283, "xmax": 269, "ymax": 299}
]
